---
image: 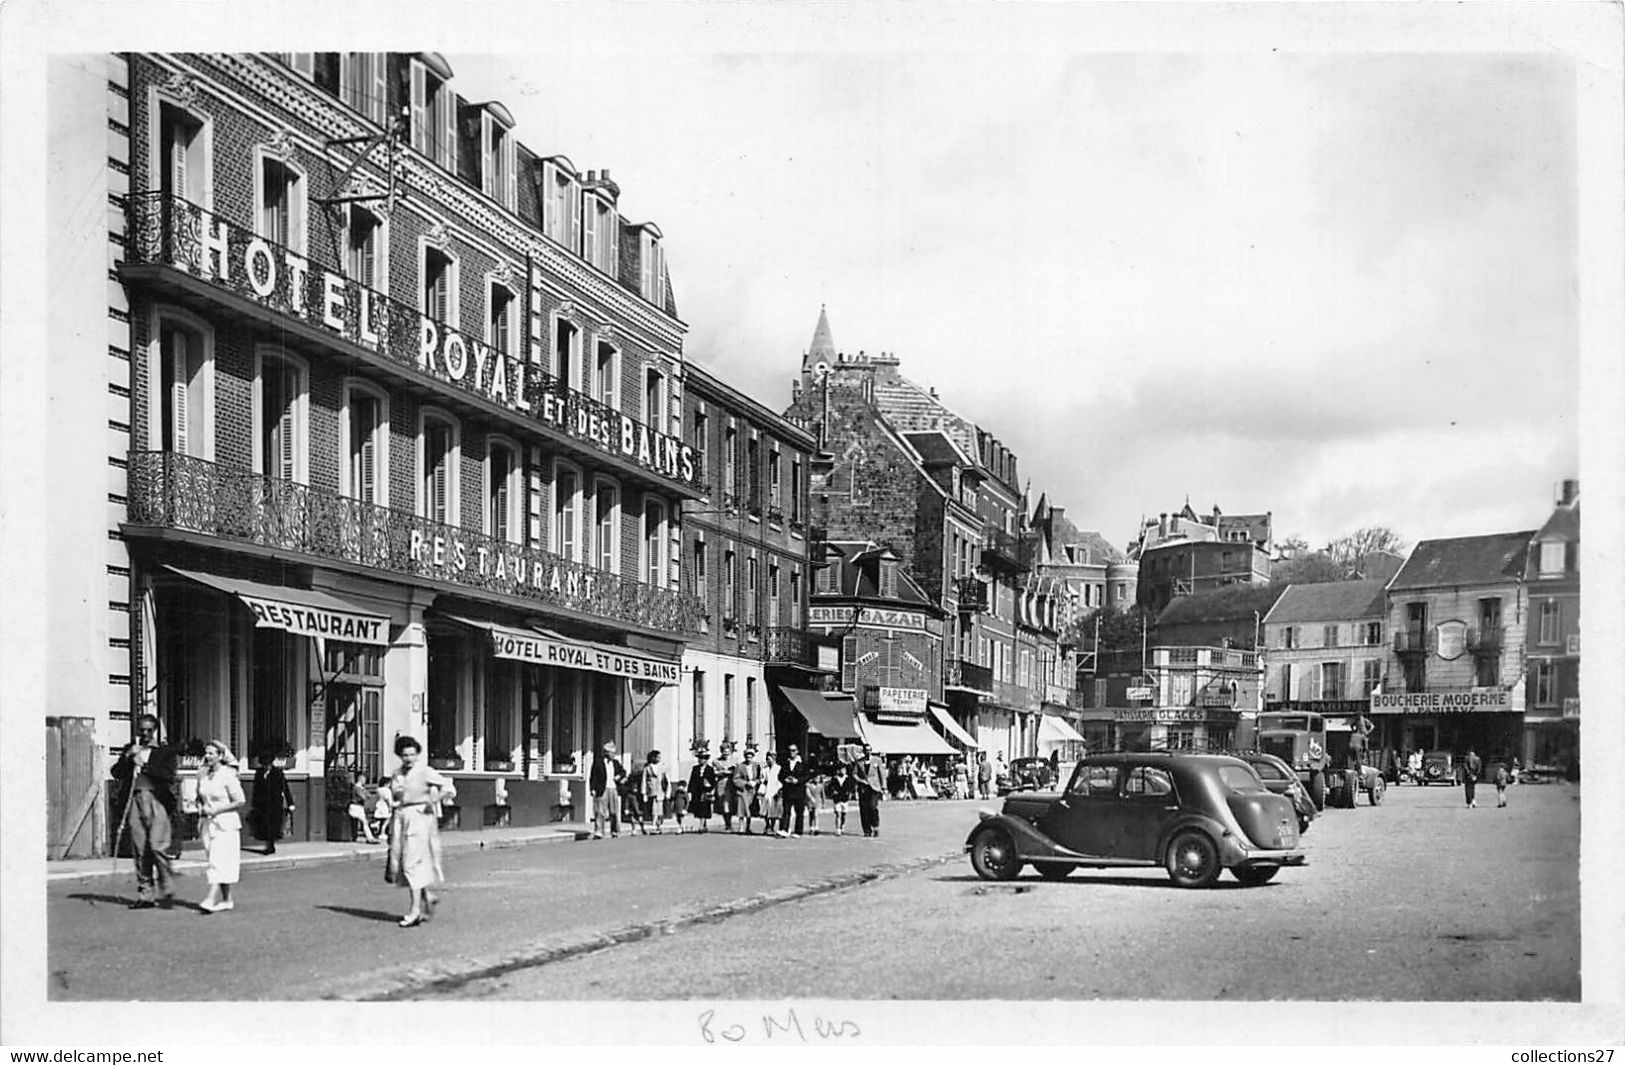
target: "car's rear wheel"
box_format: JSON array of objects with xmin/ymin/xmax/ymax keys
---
[
  {"xmin": 1230, "ymin": 863, "xmax": 1279, "ymax": 886},
  {"xmin": 1308, "ymin": 770, "xmax": 1327, "ymax": 810},
  {"xmin": 1165, "ymin": 830, "xmax": 1221, "ymax": 888},
  {"xmin": 1035, "ymin": 862, "xmax": 1073, "ymax": 881},
  {"xmin": 1367, "ymin": 777, "xmax": 1386, "ymax": 806},
  {"xmin": 970, "ymin": 828, "xmax": 1023, "ymax": 881}
]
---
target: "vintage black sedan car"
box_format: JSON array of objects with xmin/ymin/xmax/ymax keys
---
[
  {"xmin": 997, "ymin": 756, "xmax": 1055, "ymax": 795},
  {"xmin": 964, "ymin": 752, "xmax": 1307, "ymax": 888},
  {"xmin": 1230, "ymin": 750, "xmax": 1318, "ymax": 832}
]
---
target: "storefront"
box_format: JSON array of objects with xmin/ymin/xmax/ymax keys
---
[
  {"xmin": 1113, "ymin": 706, "xmax": 1239, "ymax": 751},
  {"xmin": 775, "ymin": 686, "xmax": 861, "ymax": 762},
  {"xmin": 1370, "ymin": 690, "xmax": 1524, "ymax": 764}
]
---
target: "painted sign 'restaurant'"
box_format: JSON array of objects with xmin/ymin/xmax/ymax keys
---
[{"xmin": 241, "ymin": 596, "xmax": 388, "ymax": 645}]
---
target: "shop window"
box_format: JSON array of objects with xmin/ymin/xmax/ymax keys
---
[
  {"xmin": 254, "ymin": 348, "xmax": 309, "ymax": 484},
  {"xmin": 409, "ymin": 55, "xmax": 455, "ymax": 170},
  {"xmin": 257, "ymin": 153, "xmax": 306, "ymax": 253},
  {"xmin": 346, "ymin": 204, "xmax": 386, "ymax": 292},
  {"xmin": 593, "ymin": 478, "xmax": 621, "ymax": 573},
  {"xmin": 150, "ymin": 309, "xmax": 214, "ymax": 459},
  {"xmin": 421, "ymin": 244, "xmax": 457, "ymax": 325},
  {"xmin": 1166, "ymin": 728, "xmax": 1195, "ymax": 751},
  {"xmin": 486, "ymin": 437, "xmax": 521, "ymax": 544},
  {"xmin": 426, "ymin": 637, "xmax": 460, "ymax": 765},
  {"xmin": 342, "ymin": 380, "xmax": 389, "ymax": 506},
  {"xmin": 419, "ymin": 409, "xmax": 460, "ymax": 527},
  {"xmin": 643, "ymin": 498, "xmax": 667, "ymax": 588},
  {"xmin": 251, "ymin": 626, "xmax": 300, "ymax": 765},
  {"xmin": 745, "ymin": 678, "xmax": 757, "ymax": 743},
  {"xmin": 550, "ymin": 671, "xmax": 580, "ymax": 775},
  {"xmin": 554, "ymin": 462, "xmax": 583, "ymax": 561}
]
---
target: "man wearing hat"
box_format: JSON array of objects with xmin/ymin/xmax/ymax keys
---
[
  {"xmin": 111, "ymin": 713, "xmax": 180, "ymax": 906},
  {"xmin": 588, "ymin": 741, "xmax": 627, "ymax": 839},
  {"xmin": 731, "ymin": 743, "xmax": 765, "ymax": 834}
]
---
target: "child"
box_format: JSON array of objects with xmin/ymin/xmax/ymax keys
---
[
  {"xmin": 347, "ymin": 773, "xmax": 380, "ymax": 844},
  {"xmin": 670, "ymin": 780, "xmax": 689, "ymax": 834},
  {"xmin": 828, "ymin": 764, "xmax": 856, "ymax": 835},
  {"xmin": 805, "ymin": 767, "xmax": 824, "ymax": 836},
  {"xmin": 1494, "ymin": 761, "xmax": 1511, "ymax": 808},
  {"xmin": 372, "ymin": 777, "xmax": 392, "ymax": 839}
]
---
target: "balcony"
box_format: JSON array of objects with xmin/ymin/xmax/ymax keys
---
[
  {"xmin": 125, "ymin": 451, "xmax": 702, "ymax": 634},
  {"xmin": 1393, "ymin": 629, "xmax": 1428, "ymax": 656},
  {"xmin": 121, "ymin": 191, "xmax": 701, "ymax": 495},
  {"xmin": 1467, "ymin": 627, "xmax": 1504, "ymax": 657},
  {"xmin": 946, "ymin": 658, "xmax": 993, "ymax": 693},
  {"xmin": 1042, "ymin": 682, "xmax": 1072, "ymax": 707},
  {"xmin": 981, "ymin": 527, "xmax": 1032, "ymax": 573},
  {"xmin": 991, "ymin": 678, "xmax": 1040, "ymax": 713},
  {"xmin": 955, "ymin": 576, "xmax": 988, "ymax": 613},
  {"xmin": 762, "ymin": 626, "xmax": 819, "ymax": 668}
]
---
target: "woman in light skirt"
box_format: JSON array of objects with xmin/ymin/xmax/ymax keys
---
[
  {"xmin": 196, "ymin": 740, "xmax": 245, "ymax": 913},
  {"xmin": 384, "ymin": 735, "xmax": 457, "ymax": 928}
]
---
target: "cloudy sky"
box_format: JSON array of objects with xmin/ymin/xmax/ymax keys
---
[{"xmin": 445, "ymin": 6, "xmax": 1582, "ymax": 552}]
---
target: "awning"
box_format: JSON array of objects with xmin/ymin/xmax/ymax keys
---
[
  {"xmin": 165, "ymin": 566, "xmax": 389, "ymax": 645},
  {"xmin": 857, "ymin": 716, "xmax": 958, "ymax": 756},
  {"xmin": 927, "ymin": 703, "xmax": 979, "ymax": 749},
  {"xmin": 779, "ymin": 687, "xmax": 861, "ymax": 739},
  {"xmin": 526, "ymin": 626, "xmax": 680, "ymax": 685},
  {"xmin": 1038, "ymin": 715, "xmax": 1087, "ymax": 745}
]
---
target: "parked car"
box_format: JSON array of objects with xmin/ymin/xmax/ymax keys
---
[
  {"xmin": 1229, "ymin": 750, "xmax": 1318, "ymax": 832},
  {"xmin": 997, "ymin": 757, "xmax": 1056, "ymax": 795},
  {"xmin": 965, "ymin": 752, "xmax": 1307, "ymax": 888},
  {"xmin": 1419, "ymin": 751, "xmax": 1455, "ymax": 786}
]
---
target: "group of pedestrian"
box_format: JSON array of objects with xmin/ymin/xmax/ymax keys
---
[
  {"xmin": 114, "ymin": 717, "xmax": 454, "ymax": 929},
  {"xmin": 583, "ymin": 740, "xmax": 892, "ymax": 839}
]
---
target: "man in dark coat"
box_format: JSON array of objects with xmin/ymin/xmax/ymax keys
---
[
  {"xmin": 855, "ymin": 743, "xmax": 887, "ymax": 838},
  {"xmin": 1462, "ymin": 747, "xmax": 1483, "ymax": 808},
  {"xmin": 110, "ymin": 713, "xmax": 180, "ymax": 907},
  {"xmin": 589, "ymin": 741, "xmax": 626, "ymax": 839},
  {"xmin": 777, "ymin": 744, "xmax": 810, "ymax": 837}
]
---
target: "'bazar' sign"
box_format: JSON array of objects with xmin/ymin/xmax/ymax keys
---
[
  {"xmin": 808, "ymin": 606, "xmax": 926, "ymax": 630},
  {"xmin": 490, "ymin": 630, "xmax": 679, "ymax": 684},
  {"xmin": 163, "ymin": 202, "xmax": 696, "ymax": 486},
  {"xmin": 1369, "ymin": 690, "xmax": 1513, "ymax": 713}
]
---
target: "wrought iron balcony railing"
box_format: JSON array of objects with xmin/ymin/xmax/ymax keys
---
[
  {"xmin": 1393, "ymin": 629, "xmax": 1428, "ymax": 655},
  {"xmin": 946, "ymin": 658, "xmax": 994, "ymax": 692},
  {"xmin": 981, "ymin": 526, "xmax": 1033, "ymax": 573},
  {"xmin": 1466, "ymin": 627, "xmax": 1504, "ymax": 656},
  {"xmin": 992, "ymin": 678, "xmax": 1040, "ymax": 713},
  {"xmin": 1042, "ymin": 682, "xmax": 1072, "ymax": 707},
  {"xmin": 765, "ymin": 506, "xmax": 785, "ymax": 527},
  {"xmin": 121, "ymin": 191, "xmax": 700, "ymax": 492},
  {"xmin": 125, "ymin": 451, "xmax": 702, "ymax": 634},
  {"xmin": 762, "ymin": 626, "xmax": 818, "ymax": 668}
]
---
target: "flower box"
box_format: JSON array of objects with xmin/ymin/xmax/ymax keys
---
[
  {"xmin": 484, "ymin": 759, "xmax": 515, "ymax": 773},
  {"xmin": 428, "ymin": 755, "xmax": 464, "ymax": 771}
]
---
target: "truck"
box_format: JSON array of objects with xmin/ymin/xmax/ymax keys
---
[{"xmin": 1243, "ymin": 710, "xmax": 1386, "ymax": 810}]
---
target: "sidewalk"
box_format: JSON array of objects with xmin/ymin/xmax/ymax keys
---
[{"xmin": 46, "ymin": 820, "xmax": 591, "ymax": 883}]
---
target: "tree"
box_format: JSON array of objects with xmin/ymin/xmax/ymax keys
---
[
  {"xmin": 1065, "ymin": 606, "xmax": 1155, "ymax": 654},
  {"xmin": 1271, "ymin": 549, "xmax": 1344, "ymax": 586},
  {"xmin": 1328, "ymin": 526, "xmax": 1407, "ymax": 576}
]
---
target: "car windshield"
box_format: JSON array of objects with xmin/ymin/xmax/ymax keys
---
[{"xmin": 1219, "ymin": 765, "xmax": 1268, "ymax": 792}]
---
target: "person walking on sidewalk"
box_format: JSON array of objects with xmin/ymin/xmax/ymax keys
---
[
  {"xmin": 1493, "ymin": 759, "xmax": 1510, "ymax": 808},
  {"xmin": 641, "ymin": 750, "xmax": 671, "ymax": 833},
  {"xmin": 250, "ymin": 748, "xmax": 295, "ymax": 855},
  {"xmin": 111, "ymin": 713, "xmax": 179, "ymax": 908},
  {"xmin": 778, "ymin": 745, "xmax": 810, "ymax": 837},
  {"xmin": 713, "ymin": 741, "xmax": 738, "ymax": 832},
  {"xmin": 826, "ymin": 763, "xmax": 856, "ymax": 835},
  {"xmin": 732, "ymin": 744, "xmax": 765, "ymax": 834},
  {"xmin": 196, "ymin": 740, "xmax": 245, "ymax": 913},
  {"xmin": 686, "ymin": 746, "xmax": 719, "ymax": 833},
  {"xmin": 760, "ymin": 751, "xmax": 783, "ymax": 836},
  {"xmin": 384, "ymin": 735, "xmax": 455, "ymax": 928},
  {"xmin": 589, "ymin": 742, "xmax": 626, "ymax": 839},
  {"xmin": 1462, "ymin": 747, "xmax": 1483, "ymax": 808},
  {"xmin": 976, "ymin": 752, "xmax": 993, "ymax": 801},
  {"xmin": 855, "ymin": 743, "xmax": 887, "ymax": 838},
  {"xmin": 621, "ymin": 754, "xmax": 648, "ymax": 835}
]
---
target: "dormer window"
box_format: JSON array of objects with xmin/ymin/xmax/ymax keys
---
[
  {"xmin": 639, "ymin": 228, "xmax": 667, "ymax": 306},
  {"xmin": 879, "ymin": 558, "xmax": 898, "ymax": 599},
  {"xmin": 1539, "ymin": 540, "xmax": 1567, "ymax": 576},
  {"xmin": 583, "ymin": 193, "xmax": 618, "ymax": 272},
  {"xmin": 340, "ymin": 53, "xmax": 387, "ymax": 126},
  {"xmin": 482, "ymin": 105, "xmax": 516, "ymax": 210},
  {"xmin": 542, "ymin": 159, "xmax": 580, "ymax": 248},
  {"xmin": 409, "ymin": 54, "xmax": 455, "ymax": 170}
]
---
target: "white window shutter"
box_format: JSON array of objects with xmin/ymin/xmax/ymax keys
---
[
  {"xmin": 481, "ymin": 114, "xmax": 494, "ymax": 197},
  {"xmin": 570, "ymin": 185, "xmax": 582, "ymax": 256},
  {"xmin": 359, "ymin": 428, "xmax": 376, "ymax": 503},
  {"xmin": 369, "ymin": 53, "xmax": 387, "ymax": 126},
  {"xmin": 607, "ymin": 209, "xmax": 619, "ymax": 273},
  {"xmin": 410, "ymin": 62, "xmax": 427, "ymax": 154},
  {"xmin": 170, "ymin": 125, "xmax": 189, "ymax": 202},
  {"xmin": 582, "ymin": 196, "xmax": 597, "ymax": 264},
  {"xmin": 542, "ymin": 163, "xmax": 556, "ymax": 238},
  {"xmin": 503, "ymin": 132, "xmax": 516, "ymax": 209},
  {"xmin": 170, "ymin": 331, "xmax": 190, "ymax": 455},
  {"xmin": 640, "ymin": 235, "xmax": 653, "ymax": 299}
]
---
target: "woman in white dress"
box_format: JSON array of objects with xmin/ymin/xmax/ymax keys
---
[
  {"xmin": 384, "ymin": 735, "xmax": 456, "ymax": 928},
  {"xmin": 760, "ymin": 751, "xmax": 785, "ymax": 838},
  {"xmin": 196, "ymin": 740, "xmax": 245, "ymax": 913}
]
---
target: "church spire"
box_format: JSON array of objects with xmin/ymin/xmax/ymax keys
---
[{"xmin": 803, "ymin": 304, "xmax": 836, "ymax": 374}]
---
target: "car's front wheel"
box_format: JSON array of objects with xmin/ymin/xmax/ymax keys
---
[
  {"xmin": 1165, "ymin": 830, "xmax": 1221, "ymax": 888},
  {"xmin": 1035, "ymin": 862, "xmax": 1073, "ymax": 881},
  {"xmin": 1367, "ymin": 777, "xmax": 1386, "ymax": 806},
  {"xmin": 1230, "ymin": 863, "xmax": 1279, "ymax": 886},
  {"xmin": 970, "ymin": 827, "xmax": 1023, "ymax": 881}
]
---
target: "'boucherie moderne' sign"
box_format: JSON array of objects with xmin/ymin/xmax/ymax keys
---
[
  {"xmin": 166, "ymin": 207, "xmax": 697, "ymax": 487},
  {"xmin": 1370, "ymin": 690, "xmax": 1513, "ymax": 713},
  {"xmin": 489, "ymin": 628, "xmax": 679, "ymax": 684}
]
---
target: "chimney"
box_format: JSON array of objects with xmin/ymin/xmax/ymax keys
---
[
  {"xmin": 1560, "ymin": 479, "xmax": 1578, "ymax": 505},
  {"xmin": 1159, "ymin": 513, "xmax": 1168, "ymax": 537}
]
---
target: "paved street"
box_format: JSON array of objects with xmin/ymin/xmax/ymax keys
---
[{"xmin": 46, "ymin": 783, "xmax": 1577, "ymax": 1002}]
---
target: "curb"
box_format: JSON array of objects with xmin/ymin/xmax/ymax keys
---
[
  {"xmin": 316, "ymin": 848, "xmax": 964, "ymax": 1001},
  {"xmin": 45, "ymin": 829, "xmax": 583, "ymax": 885}
]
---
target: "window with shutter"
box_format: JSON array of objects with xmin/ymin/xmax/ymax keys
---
[
  {"xmin": 489, "ymin": 284, "xmax": 512, "ymax": 357},
  {"xmin": 582, "ymin": 194, "xmax": 598, "ymax": 263},
  {"xmin": 644, "ymin": 500, "xmax": 666, "ymax": 587},
  {"xmin": 640, "ymin": 234, "xmax": 654, "ymax": 300},
  {"xmin": 724, "ymin": 549, "xmax": 736, "ymax": 621},
  {"xmin": 487, "ymin": 443, "xmax": 517, "ymax": 543},
  {"xmin": 554, "ymin": 466, "xmax": 580, "ymax": 560},
  {"xmin": 423, "ymin": 247, "xmax": 454, "ymax": 324},
  {"xmin": 595, "ymin": 341, "xmax": 616, "ymax": 407},
  {"xmin": 165, "ymin": 326, "xmax": 190, "ymax": 455},
  {"xmin": 159, "ymin": 104, "xmax": 205, "ymax": 206},
  {"xmin": 594, "ymin": 481, "xmax": 619, "ymax": 573},
  {"xmin": 554, "ymin": 319, "xmax": 578, "ymax": 388},
  {"xmin": 409, "ymin": 61, "xmax": 428, "ymax": 155},
  {"xmin": 421, "ymin": 414, "xmax": 458, "ymax": 527},
  {"xmin": 842, "ymin": 636, "xmax": 858, "ymax": 692},
  {"xmin": 645, "ymin": 370, "xmax": 663, "ymax": 431},
  {"xmin": 348, "ymin": 206, "xmax": 379, "ymax": 289}
]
